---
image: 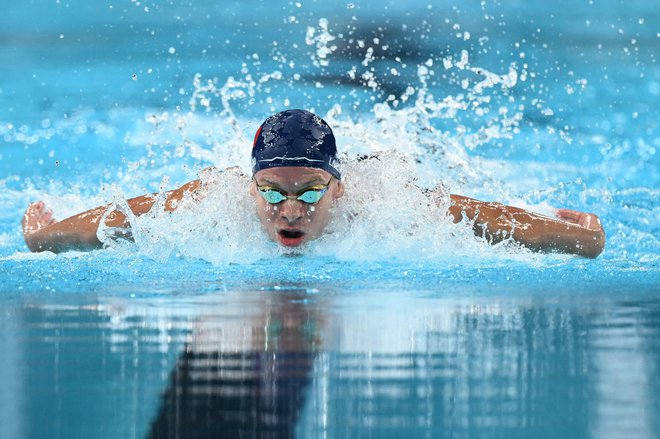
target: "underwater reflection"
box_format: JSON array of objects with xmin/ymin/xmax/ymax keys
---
[
  {"xmin": 9, "ymin": 289, "xmax": 658, "ymax": 438},
  {"xmin": 142, "ymin": 291, "xmax": 659, "ymax": 439},
  {"xmin": 147, "ymin": 290, "xmax": 320, "ymax": 439}
]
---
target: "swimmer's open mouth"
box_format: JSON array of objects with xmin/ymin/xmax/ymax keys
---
[
  {"xmin": 277, "ymin": 229, "xmax": 306, "ymax": 247},
  {"xmin": 279, "ymin": 230, "xmax": 304, "ymax": 239}
]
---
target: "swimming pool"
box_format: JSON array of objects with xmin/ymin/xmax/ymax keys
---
[{"xmin": 0, "ymin": 0, "xmax": 658, "ymax": 438}]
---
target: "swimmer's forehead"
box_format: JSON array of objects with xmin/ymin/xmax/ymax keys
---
[{"xmin": 254, "ymin": 167, "xmax": 332, "ymax": 186}]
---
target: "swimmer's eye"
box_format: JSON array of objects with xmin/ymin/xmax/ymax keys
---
[
  {"xmin": 257, "ymin": 188, "xmax": 288, "ymax": 204},
  {"xmin": 296, "ymin": 187, "xmax": 328, "ymax": 204},
  {"xmin": 256, "ymin": 179, "xmax": 332, "ymax": 205}
]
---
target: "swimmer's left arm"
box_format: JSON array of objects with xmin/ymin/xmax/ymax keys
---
[
  {"xmin": 22, "ymin": 179, "xmax": 203, "ymax": 253},
  {"xmin": 447, "ymin": 194, "xmax": 606, "ymax": 258}
]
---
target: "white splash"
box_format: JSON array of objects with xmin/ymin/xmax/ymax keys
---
[
  {"xmin": 3, "ymin": 22, "xmax": 571, "ymax": 265},
  {"xmin": 305, "ymin": 18, "xmax": 338, "ymax": 67}
]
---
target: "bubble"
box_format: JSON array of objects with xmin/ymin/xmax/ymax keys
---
[{"xmin": 168, "ymin": 47, "xmax": 176, "ymax": 54}]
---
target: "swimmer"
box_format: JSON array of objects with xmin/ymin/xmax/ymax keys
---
[{"xmin": 22, "ymin": 109, "xmax": 606, "ymax": 258}]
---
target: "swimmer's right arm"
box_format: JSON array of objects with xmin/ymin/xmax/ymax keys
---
[
  {"xmin": 22, "ymin": 179, "xmax": 202, "ymax": 253},
  {"xmin": 447, "ymin": 194, "xmax": 606, "ymax": 258}
]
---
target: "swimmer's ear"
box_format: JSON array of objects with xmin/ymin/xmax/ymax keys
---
[
  {"xmin": 248, "ymin": 180, "xmax": 257, "ymax": 197},
  {"xmin": 333, "ymin": 180, "xmax": 345, "ymax": 199}
]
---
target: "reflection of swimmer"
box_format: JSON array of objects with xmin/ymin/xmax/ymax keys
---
[
  {"xmin": 147, "ymin": 291, "xmax": 318, "ymax": 439},
  {"xmin": 22, "ymin": 109, "xmax": 606, "ymax": 257}
]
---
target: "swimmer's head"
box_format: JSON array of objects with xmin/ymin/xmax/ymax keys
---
[
  {"xmin": 251, "ymin": 109, "xmax": 341, "ymax": 180},
  {"xmin": 249, "ymin": 110, "xmax": 344, "ymax": 248}
]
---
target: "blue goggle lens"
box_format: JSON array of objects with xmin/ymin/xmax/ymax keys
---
[
  {"xmin": 258, "ymin": 187, "xmax": 328, "ymax": 205},
  {"xmin": 297, "ymin": 189, "xmax": 326, "ymax": 204},
  {"xmin": 259, "ymin": 189, "xmax": 287, "ymax": 204}
]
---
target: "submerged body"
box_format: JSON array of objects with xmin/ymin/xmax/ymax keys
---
[{"xmin": 22, "ymin": 110, "xmax": 606, "ymax": 258}]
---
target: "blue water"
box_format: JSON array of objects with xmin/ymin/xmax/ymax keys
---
[{"xmin": 0, "ymin": 0, "xmax": 658, "ymax": 438}]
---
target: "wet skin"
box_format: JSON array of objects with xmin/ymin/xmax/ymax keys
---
[{"xmin": 249, "ymin": 167, "xmax": 344, "ymax": 247}]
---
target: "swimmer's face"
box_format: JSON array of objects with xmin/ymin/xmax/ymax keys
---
[{"xmin": 249, "ymin": 167, "xmax": 344, "ymax": 247}]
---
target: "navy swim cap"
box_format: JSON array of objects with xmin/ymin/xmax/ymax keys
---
[{"xmin": 251, "ymin": 109, "xmax": 341, "ymax": 179}]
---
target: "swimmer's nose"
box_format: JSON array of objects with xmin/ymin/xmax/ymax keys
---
[{"xmin": 280, "ymin": 199, "xmax": 304, "ymax": 225}]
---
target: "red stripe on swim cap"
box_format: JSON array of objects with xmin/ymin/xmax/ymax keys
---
[{"xmin": 252, "ymin": 126, "xmax": 262, "ymax": 149}]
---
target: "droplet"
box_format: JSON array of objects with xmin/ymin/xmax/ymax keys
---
[
  {"xmin": 168, "ymin": 47, "xmax": 176, "ymax": 54},
  {"xmin": 132, "ymin": 74, "xmax": 138, "ymax": 81}
]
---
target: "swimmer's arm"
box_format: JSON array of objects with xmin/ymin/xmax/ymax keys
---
[
  {"xmin": 22, "ymin": 179, "xmax": 202, "ymax": 253},
  {"xmin": 447, "ymin": 194, "xmax": 606, "ymax": 258}
]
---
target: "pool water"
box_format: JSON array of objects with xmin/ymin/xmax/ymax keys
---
[{"xmin": 0, "ymin": 0, "xmax": 658, "ymax": 438}]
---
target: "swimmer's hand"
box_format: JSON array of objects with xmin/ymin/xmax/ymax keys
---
[
  {"xmin": 22, "ymin": 200, "xmax": 109, "ymax": 253},
  {"xmin": 22, "ymin": 201, "xmax": 58, "ymax": 251},
  {"xmin": 552, "ymin": 208, "xmax": 606, "ymax": 258}
]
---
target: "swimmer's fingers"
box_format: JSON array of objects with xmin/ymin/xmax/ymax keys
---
[
  {"xmin": 22, "ymin": 201, "xmax": 57, "ymax": 234},
  {"xmin": 556, "ymin": 208, "xmax": 602, "ymax": 231},
  {"xmin": 22, "ymin": 201, "xmax": 43, "ymax": 231},
  {"xmin": 30, "ymin": 201, "xmax": 45, "ymax": 214},
  {"xmin": 555, "ymin": 208, "xmax": 580, "ymax": 221},
  {"xmin": 579, "ymin": 213, "xmax": 602, "ymax": 231}
]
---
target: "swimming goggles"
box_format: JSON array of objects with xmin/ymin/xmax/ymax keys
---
[{"xmin": 256, "ymin": 177, "xmax": 332, "ymax": 204}]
